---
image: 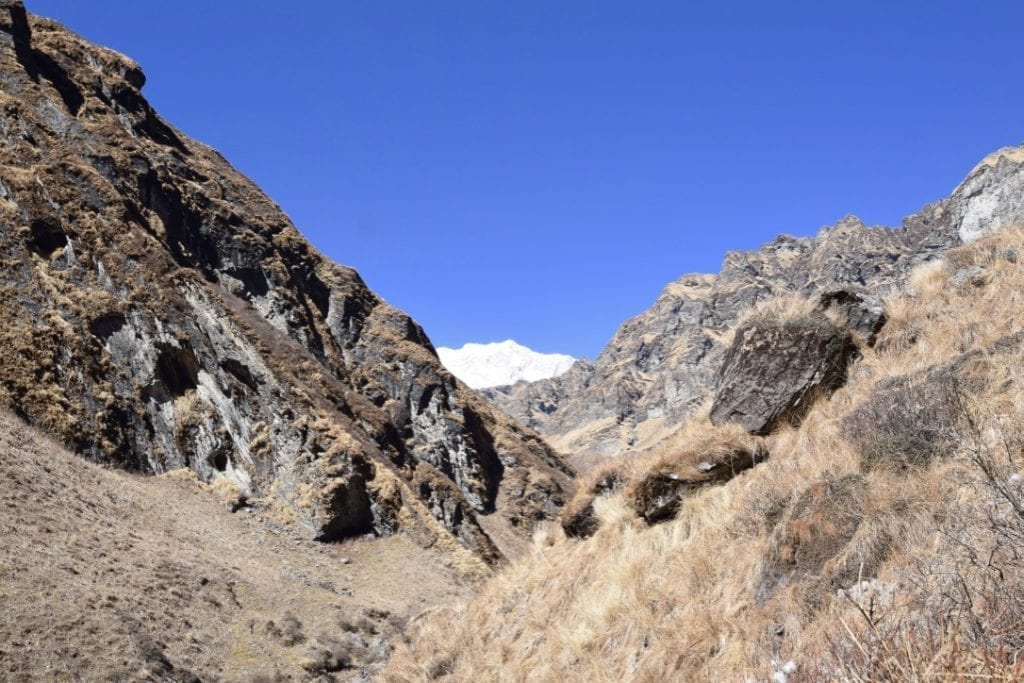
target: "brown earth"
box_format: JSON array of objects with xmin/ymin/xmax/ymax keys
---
[{"xmin": 0, "ymin": 407, "xmax": 477, "ymax": 682}]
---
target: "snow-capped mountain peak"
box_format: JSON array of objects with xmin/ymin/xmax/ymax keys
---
[{"xmin": 437, "ymin": 340, "xmax": 576, "ymax": 389}]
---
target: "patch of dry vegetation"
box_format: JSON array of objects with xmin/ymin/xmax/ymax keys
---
[{"xmin": 385, "ymin": 228, "xmax": 1024, "ymax": 681}]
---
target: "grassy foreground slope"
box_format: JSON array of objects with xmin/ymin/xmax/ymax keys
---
[{"xmin": 387, "ymin": 229, "xmax": 1024, "ymax": 681}]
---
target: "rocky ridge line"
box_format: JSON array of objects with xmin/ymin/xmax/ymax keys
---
[
  {"xmin": 484, "ymin": 146, "xmax": 1024, "ymax": 463},
  {"xmin": 0, "ymin": 0, "xmax": 572, "ymax": 560}
]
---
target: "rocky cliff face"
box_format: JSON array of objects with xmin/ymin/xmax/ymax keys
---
[
  {"xmin": 0, "ymin": 0, "xmax": 572, "ymax": 560},
  {"xmin": 485, "ymin": 147, "xmax": 1024, "ymax": 464}
]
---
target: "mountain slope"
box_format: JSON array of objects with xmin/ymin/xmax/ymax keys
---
[
  {"xmin": 437, "ymin": 340, "xmax": 575, "ymax": 389},
  {"xmin": 386, "ymin": 196, "xmax": 1024, "ymax": 683},
  {"xmin": 0, "ymin": 0, "xmax": 572, "ymax": 562},
  {"xmin": 485, "ymin": 148, "xmax": 1024, "ymax": 466}
]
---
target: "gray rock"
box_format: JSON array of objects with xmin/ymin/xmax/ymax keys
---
[
  {"xmin": 819, "ymin": 288, "xmax": 887, "ymax": 346},
  {"xmin": 709, "ymin": 314, "xmax": 859, "ymax": 435},
  {"xmin": 951, "ymin": 147, "xmax": 1024, "ymax": 243},
  {"xmin": 950, "ymin": 265, "xmax": 987, "ymax": 287}
]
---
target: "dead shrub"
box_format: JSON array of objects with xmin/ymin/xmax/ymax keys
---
[
  {"xmin": 560, "ymin": 467, "xmax": 625, "ymax": 538},
  {"xmin": 844, "ymin": 367, "xmax": 964, "ymax": 472},
  {"xmin": 265, "ymin": 612, "xmax": 305, "ymax": 647},
  {"xmin": 757, "ymin": 474, "xmax": 867, "ymax": 604},
  {"xmin": 811, "ymin": 404, "xmax": 1024, "ymax": 680},
  {"xmin": 300, "ymin": 636, "xmax": 352, "ymax": 673}
]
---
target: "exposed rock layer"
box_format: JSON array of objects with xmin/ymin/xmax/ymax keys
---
[{"xmin": 0, "ymin": 1, "xmax": 572, "ymax": 559}]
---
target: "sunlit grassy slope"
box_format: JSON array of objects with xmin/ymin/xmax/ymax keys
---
[{"xmin": 386, "ymin": 228, "xmax": 1024, "ymax": 681}]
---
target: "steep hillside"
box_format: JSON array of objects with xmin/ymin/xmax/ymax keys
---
[
  {"xmin": 387, "ymin": 223, "xmax": 1024, "ymax": 681},
  {"xmin": 0, "ymin": 0, "xmax": 571, "ymax": 563},
  {"xmin": 0, "ymin": 408, "xmax": 477, "ymax": 681},
  {"xmin": 485, "ymin": 148, "xmax": 1024, "ymax": 466}
]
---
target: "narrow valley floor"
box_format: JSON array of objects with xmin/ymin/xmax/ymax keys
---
[{"xmin": 0, "ymin": 409, "xmax": 473, "ymax": 682}]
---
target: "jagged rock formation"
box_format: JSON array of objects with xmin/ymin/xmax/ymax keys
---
[
  {"xmin": 0, "ymin": 0, "xmax": 572, "ymax": 560},
  {"xmin": 818, "ymin": 289, "xmax": 887, "ymax": 346},
  {"xmin": 485, "ymin": 147, "xmax": 1024, "ymax": 464},
  {"xmin": 709, "ymin": 312, "xmax": 859, "ymax": 435}
]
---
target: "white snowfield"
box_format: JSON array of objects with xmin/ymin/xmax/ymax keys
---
[{"xmin": 437, "ymin": 340, "xmax": 576, "ymax": 389}]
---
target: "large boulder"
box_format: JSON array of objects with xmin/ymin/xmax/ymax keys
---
[{"xmin": 710, "ymin": 314, "xmax": 859, "ymax": 435}]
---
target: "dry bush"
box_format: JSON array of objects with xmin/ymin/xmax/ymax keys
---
[
  {"xmin": 844, "ymin": 367, "xmax": 965, "ymax": 472},
  {"xmin": 739, "ymin": 293, "xmax": 821, "ymax": 328},
  {"xmin": 265, "ymin": 613, "xmax": 305, "ymax": 647},
  {"xmin": 209, "ymin": 475, "xmax": 247, "ymax": 511},
  {"xmin": 560, "ymin": 463, "xmax": 625, "ymax": 538},
  {"xmin": 560, "ymin": 421, "xmax": 761, "ymax": 537},
  {"xmin": 809, "ymin": 409, "xmax": 1024, "ymax": 681}
]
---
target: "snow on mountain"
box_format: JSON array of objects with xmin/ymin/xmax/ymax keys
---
[{"xmin": 437, "ymin": 340, "xmax": 576, "ymax": 389}]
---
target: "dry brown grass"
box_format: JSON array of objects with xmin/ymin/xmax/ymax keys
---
[{"xmin": 385, "ymin": 228, "xmax": 1024, "ymax": 681}]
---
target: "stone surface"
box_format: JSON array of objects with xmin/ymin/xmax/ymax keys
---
[
  {"xmin": 709, "ymin": 314, "xmax": 859, "ymax": 435},
  {"xmin": 560, "ymin": 471, "xmax": 624, "ymax": 538},
  {"xmin": 0, "ymin": 2, "xmax": 572, "ymax": 560},
  {"xmin": 630, "ymin": 442, "xmax": 768, "ymax": 523},
  {"xmin": 819, "ymin": 288, "xmax": 887, "ymax": 345},
  {"xmin": 486, "ymin": 148, "xmax": 1024, "ymax": 464},
  {"xmin": 950, "ymin": 265, "xmax": 987, "ymax": 287},
  {"xmin": 953, "ymin": 147, "xmax": 1024, "ymax": 243}
]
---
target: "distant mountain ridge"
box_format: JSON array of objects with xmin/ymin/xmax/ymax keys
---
[
  {"xmin": 484, "ymin": 145, "xmax": 1024, "ymax": 466},
  {"xmin": 438, "ymin": 340, "xmax": 575, "ymax": 389}
]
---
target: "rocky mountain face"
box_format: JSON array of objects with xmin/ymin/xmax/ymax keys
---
[
  {"xmin": 485, "ymin": 146, "xmax": 1024, "ymax": 464},
  {"xmin": 0, "ymin": 0, "xmax": 572, "ymax": 561}
]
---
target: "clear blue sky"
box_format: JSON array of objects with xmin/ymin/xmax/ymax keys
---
[{"xmin": 27, "ymin": 1, "xmax": 1024, "ymax": 358}]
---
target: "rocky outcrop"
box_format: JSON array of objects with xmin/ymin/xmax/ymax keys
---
[
  {"xmin": 0, "ymin": 2, "xmax": 572, "ymax": 560},
  {"xmin": 952, "ymin": 147, "xmax": 1024, "ymax": 243},
  {"xmin": 560, "ymin": 471, "xmax": 624, "ymax": 538},
  {"xmin": 630, "ymin": 442, "xmax": 768, "ymax": 523},
  {"xmin": 819, "ymin": 289, "xmax": 886, "ymax": 346},
  {"xmin": 709, "ymin": 313, "xmax": 859, "ymax": 435},
  {"xmin": 486, "ymin": 148, "xmax": 1024, "ymax": 465}
]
